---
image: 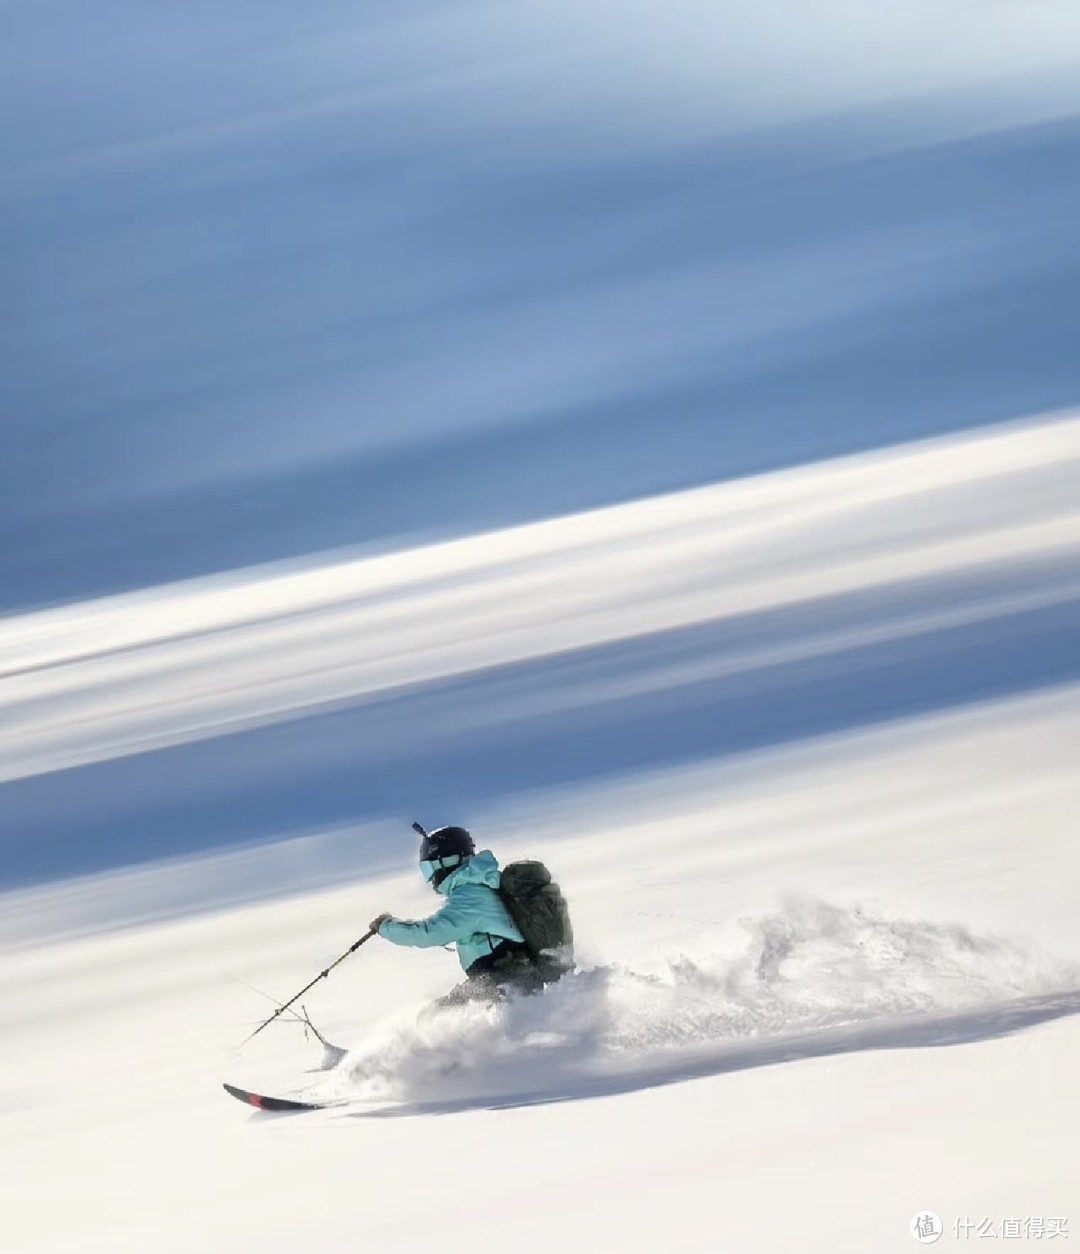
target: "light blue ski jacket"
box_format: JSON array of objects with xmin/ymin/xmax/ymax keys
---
[{"xmin": 378, "ymin": 850, "xmax": 525, "ymax": 972}]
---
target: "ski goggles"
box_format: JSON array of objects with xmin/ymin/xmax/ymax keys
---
[{"xmin": 420, "ymin": 853, "xmax": 464, "ymax": 883}]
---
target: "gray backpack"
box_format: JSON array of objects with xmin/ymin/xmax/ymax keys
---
[{"xmin": 499, "ymin": 860, "xmax": 574, "ymax": 976}]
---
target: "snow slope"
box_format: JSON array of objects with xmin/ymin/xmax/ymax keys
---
[
  {"xmin": 5, "ymin": 3, "xmax": 1080, "ymax": 611},
  {"xmin": 3, "ymin": 417, "xmax": 1079, "ymax": 1251}
]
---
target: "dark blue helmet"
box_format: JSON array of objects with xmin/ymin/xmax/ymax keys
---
[{"xmin": 418, "ymin": 825, "xmax": 475, "ymax": 889}]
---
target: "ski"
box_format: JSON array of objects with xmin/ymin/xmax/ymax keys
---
[{"xmin": 223, "ymin": 1081, "xmax": 326, "ymax": 1112}]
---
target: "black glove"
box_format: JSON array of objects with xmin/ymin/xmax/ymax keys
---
[{"xmin": 369, "ymin": 912, "xmax": 392, "ymax": 934}]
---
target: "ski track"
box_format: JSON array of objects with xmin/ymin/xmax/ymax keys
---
[{"xmin": 319, "ymin": 898, "xmax": 1080, "ymax": 1113}]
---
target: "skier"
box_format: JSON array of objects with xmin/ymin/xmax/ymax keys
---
[{"xmin": 369, "ymin": 825, "xmax": 570, "ymax": 1004}]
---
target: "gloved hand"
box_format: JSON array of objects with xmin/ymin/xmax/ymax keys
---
[{"xmin": 369, "ymin": 912, "xmax": 392, "ymax": 934}]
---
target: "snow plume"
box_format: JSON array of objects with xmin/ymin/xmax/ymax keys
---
[{"xmin": 328, "ymin": 900, "xmax": 1079, "ymax": 1111}]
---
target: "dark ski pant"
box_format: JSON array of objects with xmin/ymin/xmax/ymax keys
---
[{"xmin": 437, "ymin": 941, "xmax": 548, "ymax": 1008}]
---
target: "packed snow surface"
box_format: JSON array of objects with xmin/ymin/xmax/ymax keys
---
[{"xmin": 3, "ymin": 416, "xmax": 1079, "ymax": 1252}]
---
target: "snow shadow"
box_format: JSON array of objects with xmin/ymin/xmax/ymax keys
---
[
  {"xmin": 5, "ymin": 72, "xmax": 1080, "ymax": 612},
  {"xmin": 324, "ymin": 900, "xmax": 1080, "ymax": 1117},
  {"xmin": 4, "ymin": 563, "xmax": 1079, "ymax": 891}
]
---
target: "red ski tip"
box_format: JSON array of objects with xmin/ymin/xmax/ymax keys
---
[{"xmin": 222, "ymin": 1082, "xmax": 324, "ymax": 1113}]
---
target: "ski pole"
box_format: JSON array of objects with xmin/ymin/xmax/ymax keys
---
[{"xmin": 238, "ymin": 929, "xmax": 376, "ymax": 1047}]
